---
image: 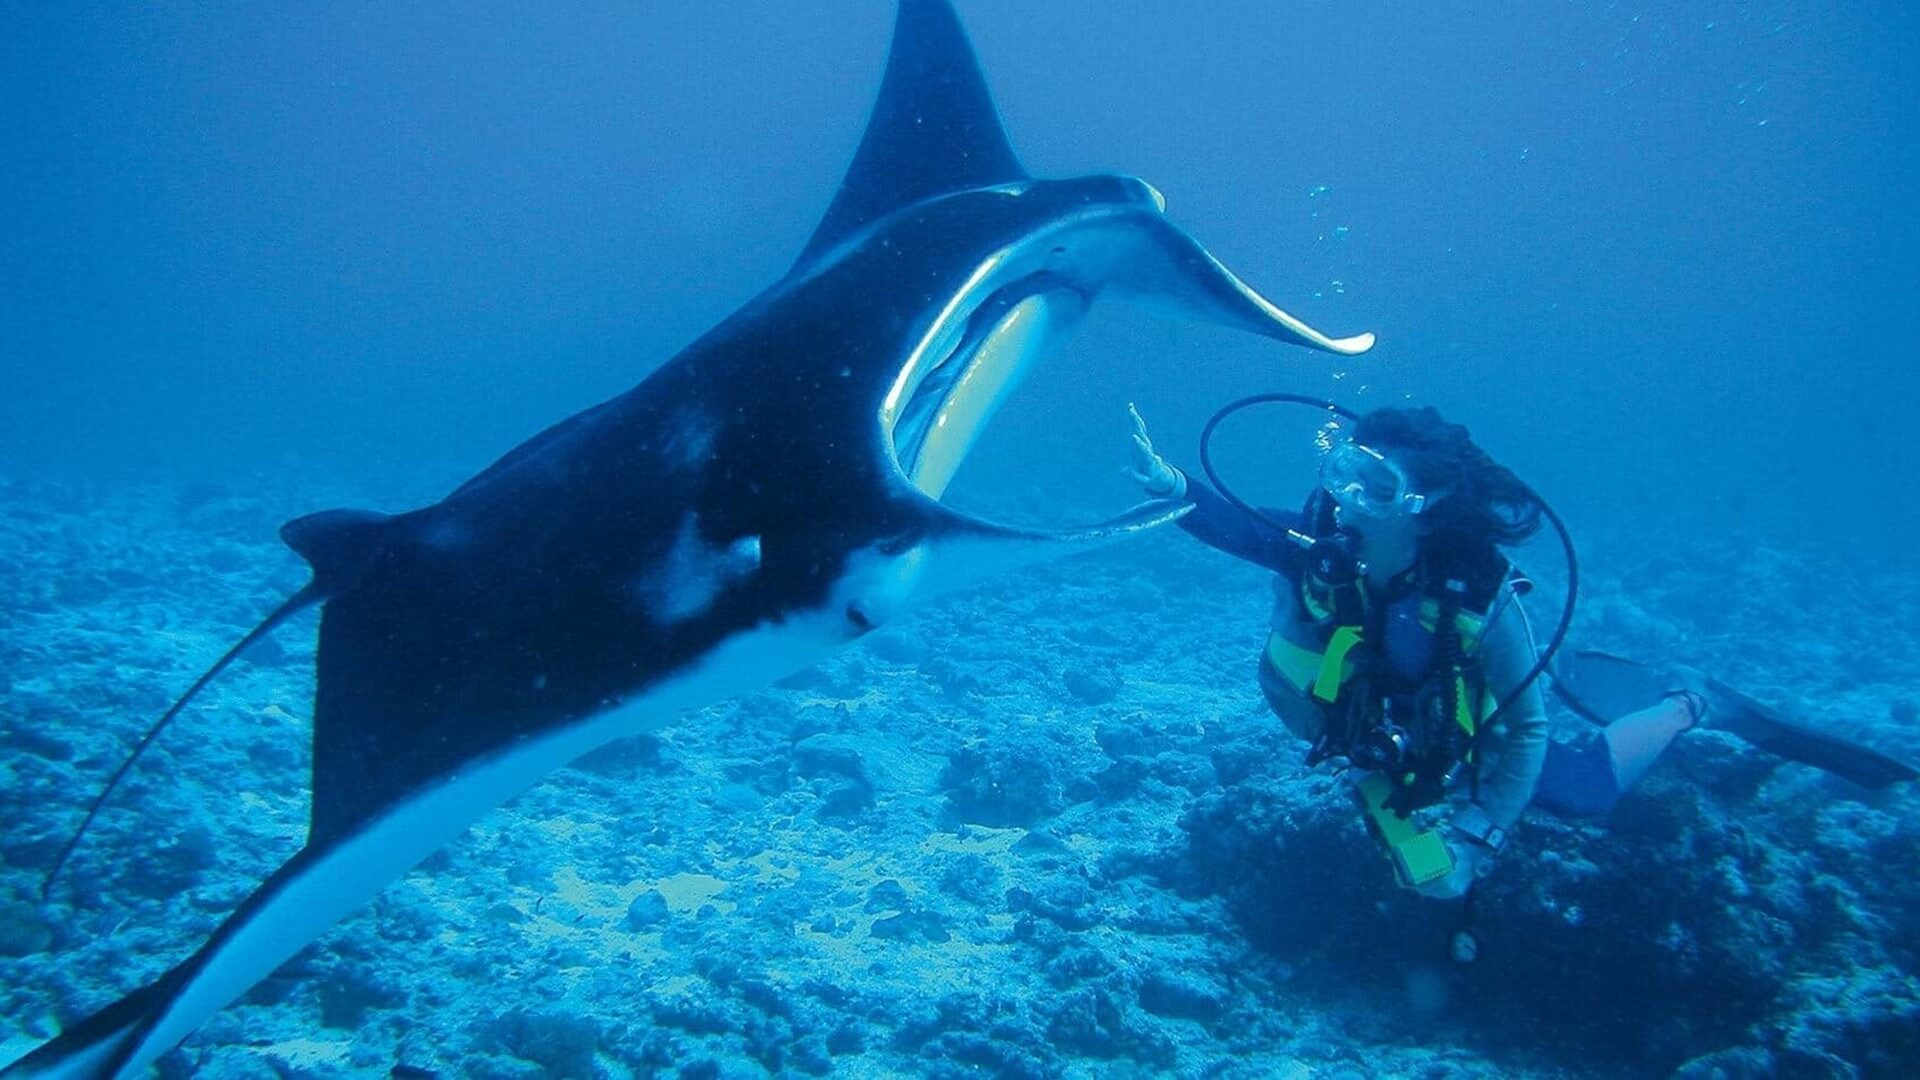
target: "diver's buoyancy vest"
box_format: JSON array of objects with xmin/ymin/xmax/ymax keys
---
[
  {"xmin": 1264, "ymin": 580, "xmax": 1505, "ymax": 713},
  {"xmin": 1261, "ymin": 555, "xmax": 1523, "ymax": 889},
  {"xmin": 1261, "ymin": 552, "xmax": 1522, "ymax": 807}
]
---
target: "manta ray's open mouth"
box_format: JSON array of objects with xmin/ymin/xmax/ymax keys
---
[{"xmin": 883, "ymin": 270, "xmax": 1085, "ymax": 506}]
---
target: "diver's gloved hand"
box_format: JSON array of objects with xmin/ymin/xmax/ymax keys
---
[
  {"xmin": 1415, "ymin": 806, "xmax": 1504, "ymax": 900},
  {"xmin": 1125, "ymin": 403, "xmax": 1187, "ymax": 500}
]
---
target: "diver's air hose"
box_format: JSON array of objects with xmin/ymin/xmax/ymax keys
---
[{"xmin": 1195, "ymin": 393, "xmax": 1578, "ymax": 736}]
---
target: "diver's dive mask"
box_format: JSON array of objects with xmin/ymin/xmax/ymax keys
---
[{"xmin": 1318, "ymin": 438, "xmax": 1440, "ymax": 518}]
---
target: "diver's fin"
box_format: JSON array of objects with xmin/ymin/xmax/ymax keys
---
[
  {"xmin": 794, "ymin": 0, "xmax": 1027, "ymax": 271},
  {"xmin": 1551, "ymin": 650, "xmax": 1670, "ymax": 725},
  {"xmin": 1552, "ymin": 650, "xmax": 1918, "ymax": 789},
  {"xmin": 39, "ymin": 585, "xmax": 322, "ymax": 901},
  {"xmin": 1696, "ymin": 673, "xmax": 1920, "ymax": 789}
]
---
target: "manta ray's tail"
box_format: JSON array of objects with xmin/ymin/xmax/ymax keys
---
[
  {"xmin": 38, "ymin": 507, "xmax": 393, "ymax": 900},
  {"xmin": 36, "ymin": 585, "xmax": 321, "ymax": 901},
  {"xmin": 5, "ymin": 844, "xmax": 346, "ymax": 1078},
  {"xmin": 0, "ymin": 974, "xmax": 172, "ymax": 1077}
]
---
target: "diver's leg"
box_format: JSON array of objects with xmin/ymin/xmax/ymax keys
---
[
  {"xmin": 1533, "ymin": 735, "xmax": 1623, "ymax": 817},
  {"xmin": 1602, "ymin": 692, "xmax": 1703, "ymax": 792}
]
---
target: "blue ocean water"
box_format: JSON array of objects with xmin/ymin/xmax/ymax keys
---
[{"xmin": 2, "ymin": 2, "xmax": 1917, "ymax": 1076}]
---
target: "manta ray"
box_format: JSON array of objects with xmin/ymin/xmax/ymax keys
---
[{"xmin": 5, "ymin": 1, "xmax": 1371, "ymax": 1074}]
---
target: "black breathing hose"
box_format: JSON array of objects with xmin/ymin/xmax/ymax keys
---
[{"xmin": 1195, "ymin": 393, "xmax": 1579, "ymax": 735}]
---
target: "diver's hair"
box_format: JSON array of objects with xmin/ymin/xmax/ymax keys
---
[{"xmin": 1351, "ymin": 406, "xmax": 1543, "ymax": 553}]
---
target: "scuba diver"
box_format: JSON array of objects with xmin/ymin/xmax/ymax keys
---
[{"xmin": 1126, "ymin": 401, "xmax": 1917, "ymax": 904}]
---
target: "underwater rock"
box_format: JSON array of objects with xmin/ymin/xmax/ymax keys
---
[
  {"xmin": 624, "ymin": 890, "xmax": 671, "ymax": 931},
  {"xmin": 238, "ymin": 631, "xmax": 289, "ymax": 668},
  {"xmin": 785, "ymin": 1034, "xmax": 833, "ymax": 1076},
  {"xmin": 918, "ymin": 1032, "xmax": 1050, "ymax": 1080},
  {"xmin": 1150, "ymin": 751, "xmax": 1217, "ymax": 795},
  {"xmin": 0, "ymin": 723, "xmax": 74, "ymax": 762},
  {"xmin": 1011, "ymin": 827, "xmax": 1069, "ymax": 859},
  {"xmin": 1094, "ymin": 757, "xmax": 1149, "ymax": 802},
  {"xmin": 244, "ymin": 733, "xmax": 300, "ymax": 773},
  {"xmin": 940, "ymin": 742, "xmax": 1065, "ymax": 828},
  {"xmin": 810, "ymin": 772, "xmax": 871, "ymax": 814},
  {"xmin": 484, "ymin": 1007, "xmax": 600, "ymax": 1079},
  {"xmin": 745, "ymin": 883, "xmax": 822, "ymax": 929},
  {"xmin": 127, "ymin": 823, "xmax": 220, "ymax": 899},
  {"xmin": 825, "ymin": 1019, "xmax": 867, "ymax": 1056},
  {"xmin": 316, "ymin": 963, "xmax": 405, "ymax": 1028},
  {"xmin": 1063, "ymin": 666, "xmax": 1121, "ymax": 705},
  {"xmin": 791, "ymin": 735, "xmax": 868, "ymax": 784},
  {"xmin": 572, "ymin": 733, "xmax": 665, "ymax": 777},
  {"xmin": 1136, "ymin": 969, "xmax": 1227, "ymax": 1021},
  {"xmin": 1007, "ymin": 879, "xmax": 1099, "ymax": 932},
  {"xmin": 870, "ymin": 910, "xmax": 951, "ymax": 943},
  {"xmin": 651, "ymin": 992, "xmax": 737, "ymax": 1037},
  {"xmin": 1672, "ymin": 1045, "xmax": 1778, "ymax": 1079},
  {"xmin": 0, "ymin": 899, "xmax": 53, "ymax": 957},
  {"xmin": 865, "ymin": 879, "xmax": 911, "ymax": 913},
  {"xmin": 814, "ymin": 782, "xmax": 873, "ymax": 820},
  {"xmin": 1774, "ymin": 964, "xmax": 1920, "ymax": 1077},
  {"xmin": 1043, "ymin": 987, "xmax": 1172, "ymax": 1066},
  {"xmin": 937, "ymin": 853, "xmax": 1002, "ymax": 906},
  {"xmin": 1043, "ymin": 944, "xmax": 1116, "ymax": 988},
  {"xmin": 865, "ymin": 629, "xmax": 929, "ymax": 665},
  {"xmin": 920, "ymin": 655, "xmax": 990, "ymax": 698},
  {"xmin": 892, "ymin": 992, "xmax": 1025, "ymax": 1054},
  {"xmin": 1094, "ymin": 717, "xmax": 1160, "ymax": 760}
]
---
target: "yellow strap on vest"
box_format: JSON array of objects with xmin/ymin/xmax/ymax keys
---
[
  {"xmin": 1265, "ymin": 632, "xmax": 1324, "ymax": 694},
  {"xmin": 1313, "ymin": 626, "xmax": 1365, "ymax": 703},
  {"xmin": 1356, "ymin": 773, "xmax": 1454, "ymax": 887},
  {"xmin": 1453, "ymin": 673, "xmax": 1476, "ymax": 739}
]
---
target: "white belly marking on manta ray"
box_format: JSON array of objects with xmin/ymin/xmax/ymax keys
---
[{"xmin": 633, "ymin": 515, "xmax": 764, "ymax": 625}]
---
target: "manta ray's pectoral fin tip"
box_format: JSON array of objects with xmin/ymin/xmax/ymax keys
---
[
  {"xmin": 1111, "ymin": 216, "xmax": 1375, "ymax": 359},
  {"xmin": 1328, "ymin": 331, "xmax": 1376, "ymax": 355},
  {"xmin": 1251, "ymin": 287, "xmax": 1376, "ymax": 357}
]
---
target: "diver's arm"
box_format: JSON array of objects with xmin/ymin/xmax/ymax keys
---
[
  {"xmin": 1125, "ymin": 404, "xmax": 1303, "ymax": 575},
  {"xmin": 1175, "ymin": 474, "xmax": 1307, "ymax": 575},
  {"xmin": 1470, "ymin": 590, "xmax": 1550, "ymax": 832}
]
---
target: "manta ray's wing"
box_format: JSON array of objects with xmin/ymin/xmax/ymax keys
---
[
  {"xmin": 794, "ymin": 0, "xmax": 1026, "ymax": 272},
  {"xmin": 293, "ymin": 482, "xmax": 725, "ymax": 844}
]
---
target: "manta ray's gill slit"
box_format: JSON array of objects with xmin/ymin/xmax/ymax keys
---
[
  {"xmin": 880, "ymin": 256, "xmax": 1002, "ymax": 454},
  {"xmin": 889, "ymin": 272, "xmax": 1083, "ymax": 502},
  {"xmin": 911, "ymin": 291, "xmax": 1074, "ymax": 500}
]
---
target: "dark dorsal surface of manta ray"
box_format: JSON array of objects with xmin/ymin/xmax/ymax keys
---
[{"xmin": 4, "ymin": 2, "xmax": 1372, "ymax": 1076}]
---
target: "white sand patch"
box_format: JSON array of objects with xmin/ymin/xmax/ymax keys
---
[
  {"xmin": 261, "ymin": 1036, "xmax": 352, "ymax": 1071},
  {"xmin": 654, "ymin": 871, "xmax": 731, "ymax": 914}
]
